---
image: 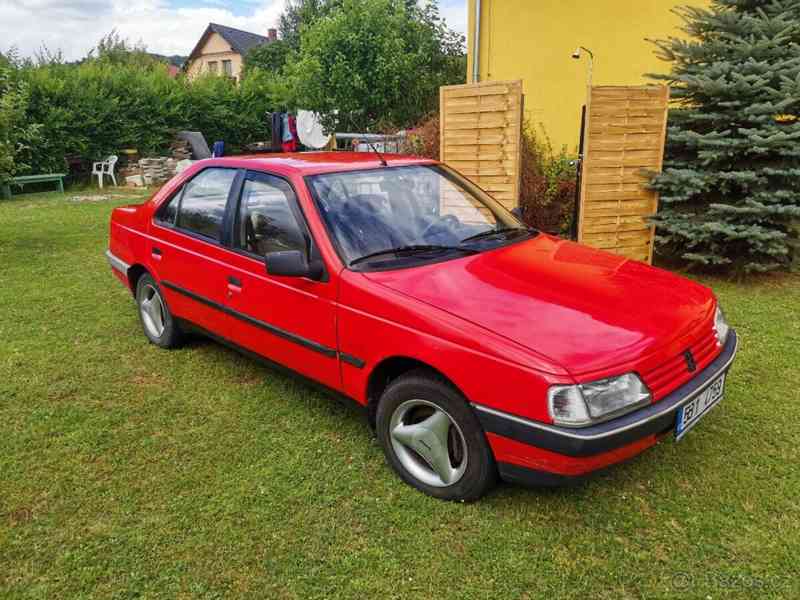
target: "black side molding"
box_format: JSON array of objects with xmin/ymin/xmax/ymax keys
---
[
  {"xmin": 161, "ymin": 279, "xmax": 365, "ymax": 367},
  {"xmin": 340, "ymin": 353, "xmax": 366, "ymax": 369}
]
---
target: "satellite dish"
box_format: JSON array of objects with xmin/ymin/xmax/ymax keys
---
[{"xmin": 297, "ymin": 110, "xmax": 331, "ymax": 149}]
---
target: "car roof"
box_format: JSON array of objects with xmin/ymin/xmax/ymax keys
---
[{"xmin": 192, "ymin": 152, "xmax": 438, "ymax": 177}]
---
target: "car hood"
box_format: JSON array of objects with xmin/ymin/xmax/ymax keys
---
[{"xmin": 364, "ymin": 235, "xmax": 715, "ymax": 375}]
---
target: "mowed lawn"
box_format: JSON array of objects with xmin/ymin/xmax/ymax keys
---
[{"xmin": 1, "ymin": 190, "xmax": 799, "ymax": 600}]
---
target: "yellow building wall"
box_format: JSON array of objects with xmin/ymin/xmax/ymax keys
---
[
  {"xmin": 186, "ymin": 32, "xmax": 244, "ymax": 81},
  {"xmin": 466, "ymin": 0, "xmax": 707, "ymax": 152}
]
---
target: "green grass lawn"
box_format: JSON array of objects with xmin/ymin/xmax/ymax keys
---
[{"xmin": 1, "ymin": 190, "xmax": 799, "ymax": 599}]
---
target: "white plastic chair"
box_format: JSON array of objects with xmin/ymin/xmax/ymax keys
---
[{"xmin": 92, "ymin": 155, "xmax": 118, "ymax": 188}]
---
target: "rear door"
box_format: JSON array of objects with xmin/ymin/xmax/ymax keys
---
[
  {"xmin": 149, "ymin": 167, "xmax": 241, "ymax": 336},
  {"xmin": 220, "ymin": 170, "xmax": 341, "ymax": 390}
]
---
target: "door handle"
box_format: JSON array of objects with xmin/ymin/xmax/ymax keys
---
[
  {"xmin": 151, "ymin": 247, "xmax": 162, "ymax": 261},
  {"xmin": 227, "ymin": 275, "xmax": 243, "ymax": 297}
]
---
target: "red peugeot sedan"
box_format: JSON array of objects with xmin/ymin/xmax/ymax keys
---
[{"xmin": 107, "ymin": 153, "xmax": 738, "ymax": 501}]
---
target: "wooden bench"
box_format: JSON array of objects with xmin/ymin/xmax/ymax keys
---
[{"xmin": 2, "ymin": 173, "xmax": 66, "ymax": 200}]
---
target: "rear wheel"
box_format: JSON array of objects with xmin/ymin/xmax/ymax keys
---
[
  {"xmin": 135, "ymin": 274, "xmax": 182, "ymax": 348},
  {"xmin": 376, "ymin": 370, "xmax": 496, "ymax": 501}
]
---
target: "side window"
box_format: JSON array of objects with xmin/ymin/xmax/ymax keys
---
[
  {"xmin": 238, "ymin": 175, "xmax": 306, "ymax": 256},
  {"xmin": 156, "ymin": 193, "xmax": 179, "ymax": 225},
  {"xmin": 176, "ymin": 168, "xmax": 236, "ymax": 241}
]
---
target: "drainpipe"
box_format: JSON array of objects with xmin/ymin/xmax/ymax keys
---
[{"xmin": 472, "ymin": 0, "xmax": 482, "ymax": 83}]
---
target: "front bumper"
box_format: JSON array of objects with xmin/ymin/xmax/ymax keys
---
[{"xmin": 474, "ymin": 330, "xmax": 739, "ymax": 485}]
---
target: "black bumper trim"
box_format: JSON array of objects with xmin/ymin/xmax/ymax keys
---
[
  {"xmin": 475, "ymin": 330, "xmax": 738, "ymax": 457},
  {"xmin": 105, "ymin": 249, "xmax": 130, "ymax": 274},
  {"xmin": 497, "ymin": 462, "xmax": 593, "ymax": 488}
]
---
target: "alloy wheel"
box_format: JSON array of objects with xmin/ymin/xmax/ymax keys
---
[
  {"xmin": 389, "ymin": 399, "xmax": 468, "ymax": 487},
  {"xmin": 139, "ymin": 283, "xmax": 166, "ymax": 339}
]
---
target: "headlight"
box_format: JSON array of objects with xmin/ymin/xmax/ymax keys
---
[
  {"xmin": 548, "ymin": 373, "xmax": 651, "ymax": 427},
  {"xmin": 714, "ymin": 304, "xmax": 730, "ymax": 346}
]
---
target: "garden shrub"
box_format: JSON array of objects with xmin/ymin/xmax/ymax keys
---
[
  {"xmin": 401, "ymin": 113, "xmax": 440, "ymax": 160},
  {"xmin": 517, "ymin": 124, "xmax": 577, "ymax": 235},
  {"xmin": 3, "ymin": 53, "xmax": 287, "ymax": 180},
  {"xmin": 0, "ymin": 59, "xmax": 42, "ymax": 185}
]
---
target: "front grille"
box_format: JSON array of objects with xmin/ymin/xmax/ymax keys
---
[{"xmin": 642, "ymin": 328, "xmax": 720, "ymax": 400}]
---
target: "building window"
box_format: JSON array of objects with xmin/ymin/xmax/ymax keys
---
[
  {"xmin": 207, "ymin": 61, "xmax": 218, "ymax": 73},
  {"xmin": 222, "ymin": 60, "xmax": 233, "ymax": 76}
]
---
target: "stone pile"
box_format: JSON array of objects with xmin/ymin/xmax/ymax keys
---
[
  {"xmin": 171, "ymin": 140, "xmax": 192, "ymax": 161},
  {"xmin": 139, "ymin": 158, "xmax": 173, "ymax": 185}
]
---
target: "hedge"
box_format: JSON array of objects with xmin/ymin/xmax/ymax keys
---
[{"xmin": 3, "ymin": 58, "xmax": 288, "ymax": 180}]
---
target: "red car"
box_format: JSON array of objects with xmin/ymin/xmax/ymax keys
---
[{"xmin": 107, "ymin": 153, "xmax": 738, "ymax": 501}]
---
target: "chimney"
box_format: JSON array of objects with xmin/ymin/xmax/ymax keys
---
[{"xmin": 267, "ymin": 28, "xmax": 277, "ymax": 42}]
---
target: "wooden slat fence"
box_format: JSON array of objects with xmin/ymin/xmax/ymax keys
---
[
  {"xmin": 440, "ymin": 80, "xmax": 523, "ymax": 211},
  {"xmin": 578, "ymin": 85, "xmax": 670, "ymax": 263}
]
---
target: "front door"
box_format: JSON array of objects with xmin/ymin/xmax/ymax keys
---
[{"xmin": 221, "ymin": 170, "xmax": 341, "ymax": 391}]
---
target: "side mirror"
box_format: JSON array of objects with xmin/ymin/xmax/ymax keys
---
[{"xmin": 265, "ymin": 250, "xmax": 323, "ymax": 280}]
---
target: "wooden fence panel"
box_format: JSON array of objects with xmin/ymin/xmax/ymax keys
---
[
  {"xmin": 440, "ymin": 80, "xmax": 523, "ymax": 211},
  {"xmin": 578, "ymin": 85, "xmax": 669, "ymax": 263}
]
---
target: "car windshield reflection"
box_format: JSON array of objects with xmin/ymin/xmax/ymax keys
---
[{"xmin": 307, "ymin": 165, "xmax": 533, "ymax": 268}]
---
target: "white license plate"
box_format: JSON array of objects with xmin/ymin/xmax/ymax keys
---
[{"xmin": 675, "ymin": 372, "xmax": 726, "ymax": 440}]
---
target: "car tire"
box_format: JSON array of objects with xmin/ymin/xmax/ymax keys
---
[
  {"xmin": 376, "ymin": 370, "xmax": 497, "ymax": 501},
  {"xmin": 135, "ymin": 273, "xmax": 182, "ymax": 349}
]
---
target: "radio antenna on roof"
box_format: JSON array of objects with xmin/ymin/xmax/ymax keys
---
[{"xmin": 367, "ymin": 141, "xmax": 388, "ymax": 167}]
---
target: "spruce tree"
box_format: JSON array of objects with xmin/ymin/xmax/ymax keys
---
[{"xmin": 648, "ymin": 0, "xmax": 800, "ymax": 273}]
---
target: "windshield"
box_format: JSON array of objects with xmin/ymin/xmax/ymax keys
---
[{"xmin": 307, "ymin": 165, "xmax": 531, "ymax": 268}]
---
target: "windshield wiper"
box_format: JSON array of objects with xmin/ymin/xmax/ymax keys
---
[
  {"xmin": 350, "ymin": 244, "xmax": 477, "ymax": 266},
  {"xmin": 459, "ymin": 226, "xmax": 532, "ymax": 244}
]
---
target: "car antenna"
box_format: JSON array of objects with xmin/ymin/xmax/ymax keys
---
[{"xmin": 367, "ymin": 141, "xmax": 388, "ymax": 167}]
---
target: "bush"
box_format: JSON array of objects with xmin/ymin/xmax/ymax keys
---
[
  {"xmin": 6, "ymin": 52, "xmax": 288, "ymax": 180},
  {"xmin": 401, "ymin": 113, "xmax": 440, "ymax": 160},
  {"xmin": 0, "ymin": 59, "xmax": 42, "ymax": 184},
  {"xmin": 518, "ymin": 125, "xmax": 577, "ymax": 235}
]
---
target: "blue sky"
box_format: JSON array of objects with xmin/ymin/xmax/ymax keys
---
[{"xmin": 2, "ymin": 1, "xmax": 467, "ymax": 61}]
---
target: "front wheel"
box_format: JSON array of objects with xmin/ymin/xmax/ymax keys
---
[
  {"xmin": 376, "ymin": 370, "xmax": 496, "ymax": 501},
  {"xmin": 135, "ymin": 273, "xmax": 182, "ymax": 348}
]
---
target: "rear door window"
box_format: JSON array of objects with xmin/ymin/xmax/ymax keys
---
[{"xmin": 164, "ymin": 168, "xmax": 236, "ymax": 241}]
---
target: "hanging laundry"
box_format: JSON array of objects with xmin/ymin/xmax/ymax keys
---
[
  {"xmin": 271, "ymin": 112, "xmax": 283, "ymax": 151},
  {"xmin": 282, "ymin": 113, "xmax": 298, "ymax": 153}
]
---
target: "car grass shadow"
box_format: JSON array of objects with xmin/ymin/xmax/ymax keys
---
[{"xmin": 177, "ymin": 332, "xmax": 671, "ymax": 503}]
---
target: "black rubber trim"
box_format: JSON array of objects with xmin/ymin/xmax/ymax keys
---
[
  {"xmin": 497, "ymin": 462, "xmax": 594, "ymax": 488},
  {"xmin": 339, "ymin": 353, "xmax": 366, "ymax": 369},
  {"xmin": 476, "ymin": 330, "xmax": 738, "ymax": 457},
  {"xmin": 161, "ymin": 280, "xmax": 337, "ymax": 358}
]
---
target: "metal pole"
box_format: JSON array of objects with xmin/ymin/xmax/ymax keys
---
[
  {"xmin": 571, "ymin": 104, "xmax": 586, "ymax": 241},
  {"xmin": 472, "ymin": 0, "xmax": 482, "ymax": 83}
]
